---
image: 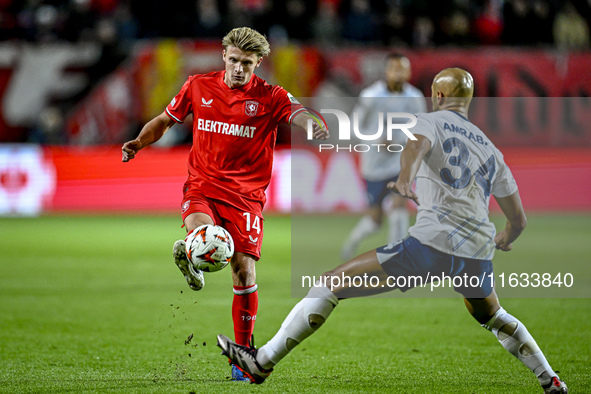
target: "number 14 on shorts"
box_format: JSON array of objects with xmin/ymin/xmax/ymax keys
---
[{"xmin": 243, "ymin": 212, "xmax": 261, "ymax": 243}]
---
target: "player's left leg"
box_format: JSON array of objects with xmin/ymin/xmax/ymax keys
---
[
  {"xmin": 465, "ymin": 291, "xmax": 567, "ymax": 393},
  {"xmin": 213, "ymin": 204, "xmax": 263, "ymax": 381},
  {"xmin": 229, "ymin": 252, "xmax": 258, "ymax": 382},
  {"xmin": 231, "ymin": 252, "xmax": 258, "ymax": 347}
]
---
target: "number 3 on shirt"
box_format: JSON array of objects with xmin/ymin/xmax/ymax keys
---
[
  {"xmin": 242, "ymin": 212, "xmax": 261, "ymax": 235},
  {"xmin": 440, "ymin": 137, "xmax": 496, "ymax": 198}
]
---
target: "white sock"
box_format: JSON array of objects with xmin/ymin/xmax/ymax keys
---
[
  {"xmin": 343, "ymin": 215, "xmax": 380, "ymax": 257},
  {"xmin": 387, "ymin": 208, "xmax": 409, "ymax": 243},
  {"xmin": 482, "ymin": 307, "xmax": 557, "ymax": 385},
  {"xmin": 257, "ymin": 285, "xmax": 338, "ymax": 370}
]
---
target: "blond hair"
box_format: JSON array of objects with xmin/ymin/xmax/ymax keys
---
[{"xmin": 222, "ymin": 27, "xmax": 270, "ymax": 58}]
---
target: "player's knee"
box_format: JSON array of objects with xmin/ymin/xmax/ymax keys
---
[
  {"xmin": 481, "ymin": 306, "xmax": 509, "ymax": 332},
  {"xmin": 472, "ymin": 309, "xmax": 498, "ymax": 325},
  {"xmin": 465, "ymin": 297, "xmax": 500, "ymax": 324}
]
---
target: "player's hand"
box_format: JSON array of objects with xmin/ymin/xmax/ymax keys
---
[
  {"xmin": 388, "ymin": 180, "xmax": 419, "ymax": 206},
  {"xmin": 311, "ymin": 122, "xmax": 329, "ymax": 140},
  {"xmin": 122, "ymin": 140, "xmax": 142, "ymax": 162},
  {"xmin": 494, "ymin": 231, "xmax": 513, "ymax": 251}
]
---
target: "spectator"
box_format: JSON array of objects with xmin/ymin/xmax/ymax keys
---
[
  {"xmin": 112, "ymin": 1, "xmax": 139, "ymax": 47},
  {"xmin": 502, "ymin": 0, "xmax": 535, "ymax": 46},
  {"xmin": 341, "ymin": 0, "xmax": 381, "ymax": 42},
  {"xmin": 0, "ymin": 0, "xmax": 22, "ymax": 40},
  {"xmin": 63, "ymin": 0, "xmax": 97, "ymax": 42},
  {"xmin": 553, "ymin": 1, "xmax": 590, "ymax": 50},
  {"xmin": 194, "ymin": 0, "xmax": 227, "ymax": 38},
  {"xmin": 277, "ymin": 0, "xmax": 316, "ymax": 42},
  {"xmin": 86, "ymin": 17, "xmax": 127, "ymax": 80},
  {"xmin": 441, "ymin": 10, "xmax": 473, "ymax": 46},
  {"xmin": 473, "ymin": 0, "xmax": 503, "ymax": 45},
  {"xmin": 412, "ymin": 16, "xmax": 435, "ymax": 47},
  {"xmin": 531, "ymin": 0, "xmax": 554, "ymax": 46},
  {"xmin": 381, "ymin": 5, "xmax": 411, "ymax": 46},
  {"xmin": 312, "ymin": 1, "xmax": 341, "ymax": 46},
  {"xmin": 226, "ymin": 0, "xmax": 272, "ymax": 33},
  {"xmin": 29, "ymin": 106, "xmax": 66, "ymax": 145}
]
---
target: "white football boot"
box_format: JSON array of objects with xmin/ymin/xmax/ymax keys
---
[
  {"xmin": 542, "ymin": 377, "xmax": 568, "ymax": 393},
  {"xmin": 173, "ymin": 240, "xmax": 204, "ymax": 291}
]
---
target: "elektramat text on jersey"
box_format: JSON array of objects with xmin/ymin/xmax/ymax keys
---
[{"xmin": 196, "ymin": 118, "xmax": 256, "ymax": 138}]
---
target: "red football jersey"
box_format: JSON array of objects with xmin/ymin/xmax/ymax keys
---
[{"xmin": 166, "ymin": 71, "xmax": 305, "ymax": 216}]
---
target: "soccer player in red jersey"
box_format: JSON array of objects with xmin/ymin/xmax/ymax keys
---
[{"xmin": 121, "ymin": 27, "xmax": 328, "ymax": 381}]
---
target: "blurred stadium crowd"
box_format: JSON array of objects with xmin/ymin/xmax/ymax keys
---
[
  {"xmin": 1, "ymin": 0, "xmax": 591, "ymax": 145},
  {"xmin": 1, "ymin": 0, "xmax": 590, "ymax": 48}
]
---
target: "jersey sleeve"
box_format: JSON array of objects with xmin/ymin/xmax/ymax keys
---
[
  {"xmin": 491, "ymin": 157, "xmax": 519, "ymax": 198},
  {"xmin": 410, "ymin": 113, "xmax": 437, "ymax": 148},
  {"xmin": 165, "ymin": 77, "xmax": 193, "ymax": 123},
  {"xmin": 271, "ymin": 86, "xmax": 304, "ymax": 125}
]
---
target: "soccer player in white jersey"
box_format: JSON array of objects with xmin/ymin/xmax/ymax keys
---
[
  {"xmin": 217, "ymin": 68, "xmax": 568, "ymax": 393},
  {"xmin": 341, "ymin": 53, "xmax": 427, "ymax": 261}
]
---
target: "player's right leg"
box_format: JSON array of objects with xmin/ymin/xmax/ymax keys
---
[
  {"xmin": 173, "ymin": 239, "xmax": 205, "ymax": 291},
  {"xmin": 218, "ymin": 249, "xmax": 394, "ymax": 383},
  {"xmin": 465, "ymin": 291, "xmax": 567, "ymax": 393}
]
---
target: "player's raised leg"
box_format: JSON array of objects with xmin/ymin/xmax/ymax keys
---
[
  {"xmin": 465, "ymin": 291, "xmax": 567, "ymax": 393},
  {"xmin": 173, "ymin": 240, "xmax": 204, "ymax": 291},
  {"xmin": 217, "ymin": 249, "xmax": 393, "ymax": 383},
  {"xmin": 173, "ymin": 212, "xmax": 214, "ymax": 291}
]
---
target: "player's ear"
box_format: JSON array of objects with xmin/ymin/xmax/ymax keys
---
[
  {"xmin": 437, "ymin": 91, "xmax": 445, "ymax": 105},
  {"xmin": 222, "ymin": 49, "xmax": 226, "ymax": 61},
  {"xmin": 255, "ymin": 56, "xmax": 263, "ymax": 68}
]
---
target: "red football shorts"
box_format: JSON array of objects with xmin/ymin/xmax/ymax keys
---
[{"xmin": 181, "ymin": 189, "xmax": 264, "ymax": 260}]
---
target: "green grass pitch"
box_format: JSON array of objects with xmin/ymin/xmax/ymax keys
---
[{"xmin": 0, "ymin": 214, "xmax": 589, "ymax": 393}]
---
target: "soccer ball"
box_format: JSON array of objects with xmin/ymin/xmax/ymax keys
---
[{"xmin": 185, "ymin": 225, "xmax": 234, "ymax": 272}]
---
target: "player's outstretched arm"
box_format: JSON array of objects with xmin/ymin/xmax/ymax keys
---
[
  {"xmin": 122, "ymin": 111, "xmax": 176, "ymax": 162},
  {"xmin": 493, "ymin": 191, "xmax": 527, "ymax": 251},
  {"xmin": 387, "ymin": 135, "xmax": 431, "ymax": 205},
  {"xmin": 291, "ymin": 111, "xmax": 329, "ymax": 140}
]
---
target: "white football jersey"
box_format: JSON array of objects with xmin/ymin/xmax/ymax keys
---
[
  {"xmin": 408, "ymin": 110, "xmax": 518, "ymax": 260},
  {"xmin": 353, "ymin": 81, "xmax": 426, "ymax": 181}
]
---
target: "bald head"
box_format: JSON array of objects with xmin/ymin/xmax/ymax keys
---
[{"xmin": 431, "ymin": 68, "xmax": 474, "ymax": 113}]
